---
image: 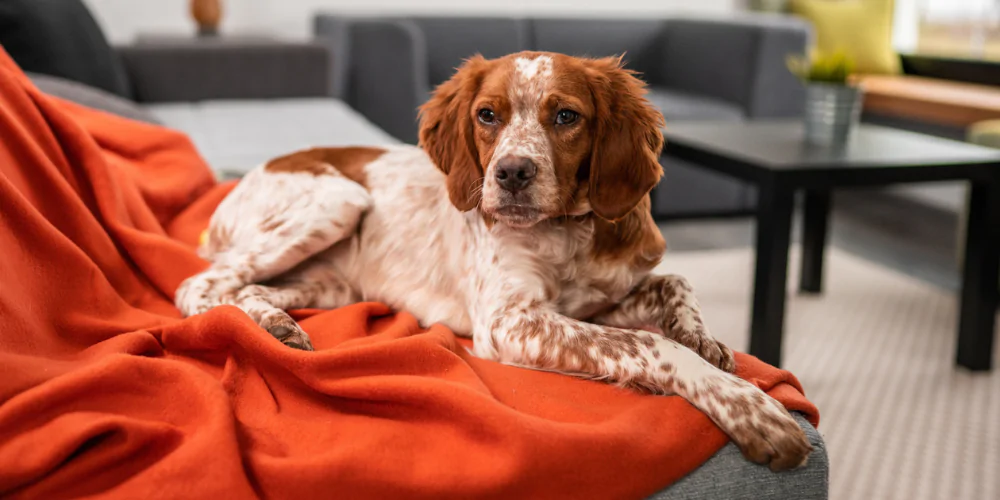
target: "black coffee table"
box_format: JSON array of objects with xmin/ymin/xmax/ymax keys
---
[{"xmin": 660, "ymin": 121, "xmax": 1000, "ymax": 371}]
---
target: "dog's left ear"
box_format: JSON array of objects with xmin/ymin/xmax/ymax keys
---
[{"xmin": 585, "ymin": 56, "xmax": 665, "ymax": 221}]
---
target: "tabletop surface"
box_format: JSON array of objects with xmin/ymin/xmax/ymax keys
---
[{"xmin": 662, "ymin": 121, "xmax": 1000, "ymax": 171}]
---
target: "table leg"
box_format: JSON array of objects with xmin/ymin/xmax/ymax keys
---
[
  {"xmin": 750, "ymin": 181, "xmax": 795, "ymax": 368},
  {"xmin": 799, "ymin": 190, "xmax": 831, "ymax": 294},
  {"xmin": 956, "ymin": 177, "xmax": 1000, "ymax": 371}
]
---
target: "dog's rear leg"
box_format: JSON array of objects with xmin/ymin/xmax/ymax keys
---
[
  {"xmin": 175, "ymin": 159, "xmax": 372, "ymax": 318},
  {"xmin": 229, "ymin": 262, "xmax": 358, "ymax": 350}
]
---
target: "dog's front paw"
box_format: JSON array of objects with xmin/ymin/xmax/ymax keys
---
[{"xmin": 721, "ymin": 382, "xmax": 812, "ymax": 471}]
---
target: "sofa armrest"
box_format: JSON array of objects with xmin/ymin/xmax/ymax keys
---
[
  {"xmin": 658, "ymin": 15, "xmax": 811, "ymax": 118},
  {"xmin": 315, "ymin": 16, "xmax": 430, "ymax": 144},
  {"xmin": 116, "ymin": 40, "xmax": 334, "ymax": 103}
]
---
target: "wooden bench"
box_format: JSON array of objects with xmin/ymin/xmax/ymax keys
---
[{"xmin": 853, "ymin": 74, "xmax": 1000, "ymax": 127}]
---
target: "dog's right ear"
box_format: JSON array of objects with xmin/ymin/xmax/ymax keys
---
[{"xmin": 418, "ymin": 55, "xmax": 490, "ymax": 212}]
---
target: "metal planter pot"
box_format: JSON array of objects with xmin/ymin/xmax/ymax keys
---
[{"xmin": 803, "ymin": 83, "xmax": 863, "ymax": 146}]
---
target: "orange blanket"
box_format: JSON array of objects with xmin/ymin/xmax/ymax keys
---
[{"xmin": 0, "ymin": 49, "xmax": 818, "ymax": 499}]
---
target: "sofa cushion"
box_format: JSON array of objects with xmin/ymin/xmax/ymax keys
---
[
  {"xmin": 646, "ymin": 87, "xmax": 744, "ymax": 122},
  {"xmin": 27, "ymin": 73, "xmax": 160, "ymax": 125},
  {"xmin": 414, "ymin": 17, "xmax": 531, "ymax": 86},
  {"xmin": 656, "ymin": 158, "xmax": 752, "ymax": 216},
  {"xmin": 530, "ymin": 19, "xmax": 665, "ymax": 77},
  {"xmin": 147, "ymin": 98, "xmax": 398, "ymax": 178},
  {"xmin": 0, "ymin": 0, "xmax": 132, "ymax": 98}
]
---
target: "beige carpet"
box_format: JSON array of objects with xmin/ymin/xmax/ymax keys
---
[{"xmin": 655, "ymin": 247, "xmax": 1000, "ymax": 500}]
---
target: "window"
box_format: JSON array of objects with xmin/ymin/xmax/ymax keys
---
[{"xmin": 895, "ymin": 0, "xmax": 1000, "ymax": 62}]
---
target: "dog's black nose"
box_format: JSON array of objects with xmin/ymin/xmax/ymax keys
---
[{"xmin": 494, "ymin": 156, "xmax": 537, "ymax": 193}]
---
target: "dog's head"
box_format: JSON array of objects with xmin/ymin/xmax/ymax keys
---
[{"xmin": 418, "ymin": 51, "xmax": 664, "ymax": 228}]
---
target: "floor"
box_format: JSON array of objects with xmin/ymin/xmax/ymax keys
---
[
  {"xmin": 657, "ymin": 189, "xmax": 1000, "ymax": 500},
  {"xmin": 659, "ymin": 189, "xmax": 963, "ymax": 292},
  {"xmin": 655, "ymin": 246, "xmax": 999, "ymax": 500}
]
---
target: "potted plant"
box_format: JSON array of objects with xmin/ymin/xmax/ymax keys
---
[{"xmin": 787, "ymin": 51, "xmax": 863, "ymax": 146}]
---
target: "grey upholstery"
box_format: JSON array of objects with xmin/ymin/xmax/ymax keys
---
[
  {"xmin": 315, "ymin": 13, "xmax": 809, "ymax": 141},
  {"xmin": 147, "ymin": 98, "xmax": 397, "ymax": 176},
  {"xmin": 646, "ymin": 86, "xmax": 749, "ymax": 216},
  {"xmin": 531, "ymin": 18, "xmax": 666, "ymax": 77},
  {"xmin": 0, "ymin": 0, "xmax": 132, "ymax": 98},
  {"xmin": 314, "ymin": 13, "xmax": 810, "ymax": 216},
  {"xmin": 654, "ymin": 413, "xmax": 828, "ymax": 500},
  {"xmin": 316, "ymin": 18, "xmax": 430, "ymax": 144},
  {"xmin": 26, "ymin": 72, "xmax": 161, "ymax": 125},
  {"xmin": 118, "ymin": 40, "xmax": 334, "ymax": 103},
  {"xmin": 415, "ymin": 18, "xmax": 532, "ymax": 87},
  {"xmin": 22, "ymin": 33, "xmax": 393, "ymax": 179},
  {"xmin": 647, "ymin": 88, "xmax": 744, "ymax": 122},
  {"xmin": 26, "ymin": 33, "xmax": 391, "ymax": 178},
  {"xmin": 659, "ymin": 17, "xmax": 810, "ymax": 118},
  {"xmin": 655, "ymin": 160, "xmax": 753, "ymax": 215}
]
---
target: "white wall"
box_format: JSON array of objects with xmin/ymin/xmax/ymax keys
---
[
  {"xmin": 83, "ymin": 0, "xmax": 740, "ymax": 44},
  {"xmin": 892, "ymin": 0, "xmax": 920, "ymax": 53}
]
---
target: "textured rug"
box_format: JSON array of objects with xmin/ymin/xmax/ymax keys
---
[{"xmin": 655, "ymin": 247, "xmax": 1000, "ymax": 500}]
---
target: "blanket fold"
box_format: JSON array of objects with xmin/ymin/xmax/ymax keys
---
[{"xmin": 0, "ymin": 48, "xmax": 818, "ymax": 500}]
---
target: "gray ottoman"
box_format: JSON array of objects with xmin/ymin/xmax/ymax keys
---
[{"xmin": 32, "ymin": 74, "xmax": 828, "ymax": 500}]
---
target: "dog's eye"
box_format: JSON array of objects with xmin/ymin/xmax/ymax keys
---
[
  {"xmin": 477, "ymin": 108, "xmax": 497, "ymax": 125},
  {"xmin": 555, "ymin": 109, "xmax": 579, "ymax": 125}
]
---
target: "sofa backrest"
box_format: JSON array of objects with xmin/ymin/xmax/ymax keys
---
[
  {"xmin": 402, "ymin": 17, "xmax": 667, "ymax": 86},
  {"xmin": 530, "ymin": 19, "xmax": 666, "ymax": 79},
  {"xmin": 0, "ymin": 0, "xmax": 132, "ymax": 98},
  {"xmin": 658, "ymin": 19, "xmax": 762, "ymax": 109},
  {"xmin": 313, "ymin": 12, "xmax": 809, "ymax": 143},
  {"xmin": 413, "ymin": 17, "xmax": 532, "ymax": 87},
  {"xmin": 656, "ymin": 17, "xmax": 809, "ymax": 117},
  {"xmin": 27, "ymin": 72, "xmax": 159, "ymax": 124}
]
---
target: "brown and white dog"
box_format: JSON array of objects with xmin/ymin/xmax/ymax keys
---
[{"xmin": 176, "ymin": 52, "xmax": 812, "ymax": 471}]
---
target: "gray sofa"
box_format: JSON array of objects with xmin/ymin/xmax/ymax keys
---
[
  {"xmin": 119, "ymin": 40, "xmax": 397, "ymax": 175},
  {"xmin": 0, "ymin": 0, "xmax": 394, "ymax": 176},
  {"xmin": 28, "ymin": 40, "xmax": 396, "ymax": 178},
  {"xmin": 314, "ymin": 14, "xmax": 811, "ymax": 217}
]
